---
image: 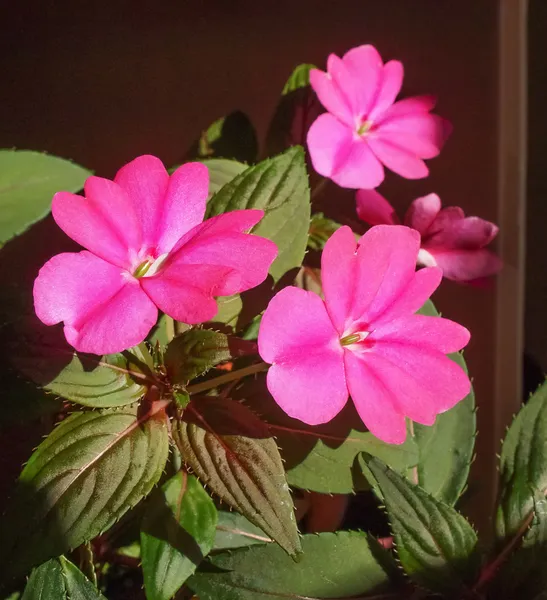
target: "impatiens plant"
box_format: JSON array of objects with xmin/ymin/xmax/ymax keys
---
[{"xmin": 0, "ymin": 44, "xmax": 537, "ymax": 600}]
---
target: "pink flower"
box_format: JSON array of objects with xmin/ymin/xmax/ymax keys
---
[
  {"xmin": 356, "ymin": 190, "xmax": 502, "ymax": 283},
  {"xmin": 258, "ymin": 225, "xmax": 470, "ymax": 445},
  {"xmin": 306, "ymin": 44, "xmax": 450, "ymax": 189},
  {"xmin": 34, "ymin": 155, "xmax": 277, "ymax": 355}
]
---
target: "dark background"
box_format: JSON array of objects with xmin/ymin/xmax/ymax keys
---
[{"xmin": 0, "ymin": 0, "xmax": 543, "ymax": 532}]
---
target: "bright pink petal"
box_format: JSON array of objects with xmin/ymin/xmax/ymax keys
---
[
  {"xmin": 404, "ymin": 193, "xmax": 441, "ymax": 234},
  {"xmin": 114, "ymin": 155, "xmax": 169, "ymax": 248},
  {"xmin": 155, "ymin": 162, "xmax": 208, "ymax": 255},
  {"xmin": 167, "ymin": 210, "xmax": 277, "ymax": 296},
  {"xmin": 371, "ymin": 314, "xmax": 470, "ymax": 354},
  {"xmin": 367, "ymin": 135, "xmax": 429, "ymax": 179},
  {"xmin": 363, "ymin": 343, "xmax": 471, "ymax": 425},
  {"xmin": 141, "ymin": 264, "xmax": 234, "ymax": 324},
  {"xmin": 52, "ymin": 177, "xmax": 142, "ymax": 269},
  {"xmin": 427, "ymin": 248, "xmax": 503, "ymax": 282},
  {"xmin": 33, "ymin": 251, "xmax": 157, "ymax": 354},
  {"xmin": 307, "ymin": 113, "xmax": 384, "ymax": 189},
  {"xmin": 258, "ymin": 287, "xmax": 347, "ymax": 425},
  {"xmin": 370, "ymin": 267, "xmax": 442, "ymax": 327},
  {"xmin": 321, "ymin": 226, "xmax": 359, "ymax": 334},
  {"xmin": 368, "ymin": 60, "xmax": 404, "ymax": 121},
  {"xmin": 344, "ymin": 351, "xmax": 407, "ymax": 444},
  {"xmin": 427, "ymin": 216, "xmax": 499, "ymax": 250},
  {"xmin": 342, "ymin": 45, "xmax": 383, "ymax": 116},
  {"xmin": 377, "ymin": 95, "xmax": 437, "ymax": 121},
  {"xmin": 309, "ymin": 67, "xmax": 353, "ymax": 127},
  {"xmin": 351, "ymin": 225, "xmax": 422, "ymax": 326},
  {"xmin": 356, "ymin": 189, "xmax": 399, "ymax": 226}
]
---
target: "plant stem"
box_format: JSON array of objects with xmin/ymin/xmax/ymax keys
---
[
  {"xmin": 186, "ymin": 361, "xmax": 269, "ymax": 395},
  {"xmin": 165, "ymin": 315, "xmax": 176, "ymax": 342}
]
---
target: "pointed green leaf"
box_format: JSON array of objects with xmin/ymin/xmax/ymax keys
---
[
  {"xmin": 0, "ymin": 150, "xmax": 91, "ymax": 244},
  {"xmin": 281, "ymin": 63, "xmax": 316, "ymax": 94},
  {"xmin": 189, "ymin": 531, "xmax": 392, "ymax": 600},
  {"xmin": 497, "ymin": 381, "xmax": 547, "ymax": 541},
  {"xmin": 0, "ymin": 402, "xmax": 169, "ymax": 582},
  {"xmin": 173, "ymin": 397, "xmax": 301, "ymax": 557},
  {"xmin": 164, "ymin": 329, "xmax": 231, "ymax": 384},
  {"xmin": 194, "ymin": 111, "xmax": 258, "ymax": 164},
  {"xmin": 214, "ymin": 510, "xmax": 271, "ymax": 550},
  {"xmin": 206, "ymin": 147, "xmax": 310, "ymax": 282},
  {"xmin": 364, "ymin": 456, "xmax": 479, "ymax": 595},
  {"xmin": 240, "ymin": 377, "xmax": 418, "ymax": 493},
  {"xmin": 202, "ymin": 158, "xmax": 247, "ymax": 200},
  {"xmin": 59, "ymin": 557, "xmax": 106, "ymax": 600},
  {"xmin": 14, "ymin": 334, "xmax": 151, "ymax": 408},
  {"xmin": 141, "ymin": 472, "xmax": 217, "ymax": 600},
  {"xmin": 412, "ymin": 300, "xmax": 476, "ymax": 505},
  {"xmin": 21, "ymin": 559, "xmax": 65, "ymax": 600}
]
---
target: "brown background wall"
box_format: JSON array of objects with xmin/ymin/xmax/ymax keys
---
[{"xmin": 0, "ymin": 0, "xmax": 526, "ymax": 530}]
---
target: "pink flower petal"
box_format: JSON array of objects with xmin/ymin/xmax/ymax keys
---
[
  {"xmin": 344, "ymin": 351, "xmax": 407, "ymax": 444},
  {"xmin": 155, "ymin": 162, "xmax": 209, "ymax": 255},
  {"xmin": 258, "ymin": 287, "xmax": 347, "ymax": 425},
  {"xmin": 368, "ymin": 60, "xmax": 404, "ymax": 122},
  {"xmin": 321, "ymin": 226, "xmax": 359, "ymax": 334},
  {"xmin": 356, "ymin": 189, "xmax": 400, "ymax": 226},
  {"xmin": 377, "ymin": 95, "xmax": 437, "ymax": 120},
  {"xmin": 370, "ymin": 267, "xmax": 443, "ymax": 327},
  {"xmin": 141, "ymin": 264, "xmax": 234, "ymax": 324},
  {"xmin": 352, "ymin": 225, "xmax": 422, "ymax": 325},
  {"xmin": 342, "ymin": 45, "xmax": 383, "ymax": 116},
  {"xmin": 427, "ymin": 248, "xmax": 503, "ymax": 282},
  {"xmin": 364, "ymin": 343, "xmax": 471, "ymax": 425},
  {"xmin": 309, "ymin": 67, "xmax": 353, "ymax": 127},
  {"xmin": 371, "ymin": 314, "xmax": 470, "ymax": 354},
  {"xmin": 114, "ymin": 155, "xmax": 169, "ymax": 248},
  {"xmin": 307, "ymin": 113, "xmax": 384, "ymax": 189},
  {"xmin": 33, "ymin": 251, "xmax": 157, "ymax": 354},
  {"xmin": 367, "ymin": 136, "xmax": 429, "ymax": 179},
  {"xmin": 404, "ymin": 193, "xmax": 441, "ymax": 234},
  {"xmin": 427, "ymin": 216, "xmax": 499, "ymax": 250},
  {"xmin": 52, "ymin": 178, "xmax": 142, "ymax": 269},
  {"xmin": 168, "ymin": 210, "xmax": 277, "ymax": 296}
]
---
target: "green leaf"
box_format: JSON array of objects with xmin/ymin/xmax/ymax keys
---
[
  {"xmin": 141, "ymin": 472, "xmax": 217, "ymax": 600},
  {"xmin": 202, "ymin": 159, "xmax": 248, "ymax": 200},
  {"xmin": 15, "ymin": 343, "xmax": 151, "ymax": 408},
  {"xmin": 0, "ymin": 150, "xmax": 91, "ymax": 244},
  {"xmin": 22, "ymin": 557, "xmax": 106, "ymax": 600},
  {"xmin": 214, "ymin": 510, "xmax": 271, "ymax": 550},
  {"xmin": 195, "ymin": 111, "xmax": 258, "ymax": 164},
  {"xmin": 206, "ymin": 147, "xmax": 311, "ymax": 282},
  {"xmin": 189, "ymin": 531, "xmax": 392, "ymax": 600},
  {"xmin": 496, "ymin": 380, "xmax": 547, "ymax": 542},
  {"xmin": 266, "ymin": 64, "xmax": 321, "ymax": 155},
  {"xmin": 363, "ymin": 456, "xmax": 479, "ymax": 595},
  {"xmin": 164, "ymin": 329, "xmax": 231, "ymax": 384},
  {"xmin": 0, "ymin": 402, "xmax": 169, "ymax": 582},
  {"xmin": 21, "ymin": 559, "xmax": 65, "ymax": 600},
  {"xmin": 282, "ymin": 63, "xmax": 316, "ymax": 94},
  {"xmin": 307, "ymin": 212, "xmax": 343, "ymax": 250},
  {"xmin": 240, "ymin": 377, "xmax": 418, "ymax": 493},
  {"xmin": 412, "ymin": 300, "xmax": 476, "ymax": 505},
  {"xmin": 173, "ymin": 397, "xmax": 301, "ymax": 557}
]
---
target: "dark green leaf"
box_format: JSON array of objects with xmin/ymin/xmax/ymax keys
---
[
  {"xmin": 0, "ymin": 402, "xmax": 169, "ymax": 582},
  {"xmin": 364, "ymin": 456, "xmax": 479, "ymax": 595},
  {"xmin": 214, "ymin": 510, "xmax": 271, "ymax": 550},
  {"xmin": 165, "ymin": 329, "xmax": 231, "ymax": 384},
  {"xmin": 202, "ymin": 159, "xmax": 247, "ymax": 200},
  {"xmin": 240, "ymin": 377, "xmax": 418, "ymax": 493},
  {"xmin": 21, "ymin": 559, "xmax": 65, "ymax": 600},
  {"xmin": 59, "ymin": 556, "xmax": 106, "ymax": 600},
  {"xmin": 141, "ymin": 472, "xmax": 217, "ymax": 600},
  {"xmin": 173, "ymin": 397, "xmax": 301, "ymax": 557},
  {"xmin": 412, "ymin": 300, "xmax": 476, "ymax": 505},
  {"xmin": 194, "ymin": 111, "xmax": 258, "ymax": 164},
  {"xmin": 282, "ymin": 63, "xmax": 316, "ymax": 94},
  {"xmin": 307, "ymin": 212, "xmax": 343, "ymax": 250},
  {"xmin": 496, "ymin": 380, "xmax": 547, "ymax": 542},
  {"xmin": 0, "ymin": 150, "xmax": 91, "ymax": 244},
  {"xmin": 206, "ymin": 147, "xmax": 311, "ymax": 282},
  {"xmin": 189, "ymin": 531, "xmax": 392, "ymax": 600}
]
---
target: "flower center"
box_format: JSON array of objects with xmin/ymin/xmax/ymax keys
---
[
  {"xmin": 340, "ymin": 331, "xmax": 370, "ymax": 346},
  {"xmin": 356, "ymin": 120, "xmax": 373, "ymax": 136},
  {"xmin": 132, "ymin": 253, "xmax": 169, "ymax": 279}
]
